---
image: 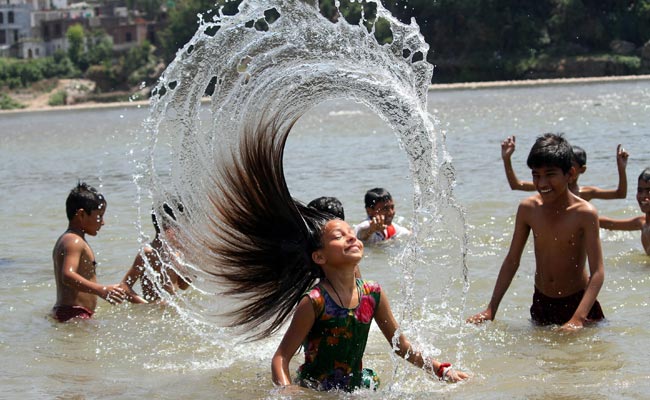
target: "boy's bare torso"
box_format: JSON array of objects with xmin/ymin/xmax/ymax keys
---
[
  {"xmin": 53, "ymin": 232, "xmax": 98, "ymax": 310},
  {"xmin": 523, "ymin": 195, "xmax": 592, "ymax": 298}
]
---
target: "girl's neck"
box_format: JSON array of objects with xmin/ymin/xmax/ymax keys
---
[
  {"xmin": 323, "ymin": 273, "xmax": 359, "ymax": 309},
  {"xmin": 321, "ymin": 263, "xmax": 356, "ymax": 289}
]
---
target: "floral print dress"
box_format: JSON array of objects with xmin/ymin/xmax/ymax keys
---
[{"xmin": 296, "ymin": 279, "xmax": 381, "ymax": 391}]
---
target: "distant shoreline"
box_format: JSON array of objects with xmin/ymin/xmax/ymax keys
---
[
  {"xmin": 2, "ymin": 74, "xmax": 650, "ymax": 116},
  {"xmin": 428, "ymin": 74, "xmax": 650, "ymax": 90}
]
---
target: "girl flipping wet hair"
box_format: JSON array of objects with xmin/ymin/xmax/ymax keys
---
[{"xmin": 203, "ymin": 116, "xmax": 468, "ymax": 392}]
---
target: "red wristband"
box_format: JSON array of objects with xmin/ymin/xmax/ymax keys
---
[{"xmin": 436, "ymin": 362, "xmax": 452, "ymax": 378}]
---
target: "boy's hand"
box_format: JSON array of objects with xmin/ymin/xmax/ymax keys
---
[
  {"xmin": 558, "ymin": 317, "xmax": 584, "ymax": 332},
  {"xmin": 101, "ymin": 284, "xmax": 126, "ymax": 305},
  {"xmin": 368, "ymin": 215, "xmax": 387, "ymax": 234},
  {"xmin": 616, "ymin": 144, "xmax": 628, "ymax": 169},
  {"xmin": 501, "ymin": 136, "xmax": 516, "ymax": 160},
  {"xmin": 466, "ymin": 309, "xmax": 493, "ymax": 324}
]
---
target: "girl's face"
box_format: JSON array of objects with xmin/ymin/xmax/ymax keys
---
[{"xmin": 313, "ymin": 219, "xmax": 363, "ymax": 267}]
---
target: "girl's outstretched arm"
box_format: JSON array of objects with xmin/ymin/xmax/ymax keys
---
[
  {"xmin": 374, "ymin": 291, "xmax": 468, "ymax": 382},
  {"xmin": 271, "ymin": 296, "xmax": 315, "ymax": 386}
]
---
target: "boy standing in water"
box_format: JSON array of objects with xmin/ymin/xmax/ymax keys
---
[
  {"xmin": 599, "ymin": 167, "xmax": 650, "ymax": 255},
  {"xmin": 52, "ymin": 182, "xmax": 127, "ymax": 322},
  {"xmin": 354, "ymin": 188, "xmax": 410, "ymax": 244},
  {"xmin": 468, "ymin": 133, "xmax": 605, "ymax": 330},
  {"xmin": 501, "ymin": 135, "xmax": 628, "ymax": 201}
]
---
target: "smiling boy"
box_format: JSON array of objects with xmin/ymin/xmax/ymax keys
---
[
  {"xmin": 467, "ymin": 133, "xmax": 605, "ymax": 331},
  {"xmin": 354, "ymin": 188, "xmax": 410, "ymax": 244},
  {"xmin": 51, "ymin": 182, "xmax": 127, "ymax": 322},
  {"xmin": 501, "ymin": 135, "xmax": 628, "ymax": 201}
]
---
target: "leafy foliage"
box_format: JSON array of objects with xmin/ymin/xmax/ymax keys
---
[
  {"xmin": 0, "ymin": 55, "xmax": 79, "ymax": 89},
  {"xmin": 0, "ymin": 93, "xmax": 25, "ymax": 110}
]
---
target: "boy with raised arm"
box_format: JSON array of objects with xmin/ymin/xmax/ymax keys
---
[
  {"xmin": 468, "ymin": 133, "xmax": 605, "ymax": 331},
  {"xmin": 599, "ymin": 167, "xmax": 650, "ymax": 255},
  {"xmin": 52, "ymin": 182, "xmax": 127, "ymax": 322},
  {"xmin": 501, "ymin": 135, "xmax": 628, "ymax": 201},
  {"xmin": 354, "ymin": 188, "xmax": 410, "ymax": 244}
]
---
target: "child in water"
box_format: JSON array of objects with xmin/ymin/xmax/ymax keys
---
[
  {"xmin": 468, "ymin": 133, "xmax": 605, "ymax": 330},
  {"xmin": 599, "ymin": 167, "xmax": 650, "ymax": 255},
  {"xmin": 501, "ymin": 135, "xmax": 628, "ymax": 201},
  {"xmin": 51, "ymin": 182, "xmax": 127, "ymax": 322},
  {"xmin": 307, "ymin": 196, "xmax": 345, "ymax": 220},
  {"xmin": 120, "ymin": 201, "xmax": 191, "ymax": 303},
  {"xmin": 200, "ymin": 118, "xmax": 468, "ymax": 392},
  {"xmin": 355, "ymin": 188, "xmax": 411, "ymax": 244}
]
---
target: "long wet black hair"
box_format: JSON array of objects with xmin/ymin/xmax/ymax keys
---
[{"xmin": 205, "ymin": 116, "xmax": 333, "ymax": 340}]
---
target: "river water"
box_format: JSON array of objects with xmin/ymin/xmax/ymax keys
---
[{"xmin": 1, "ymin": 79, "xmax": 649, "ymax": 399}]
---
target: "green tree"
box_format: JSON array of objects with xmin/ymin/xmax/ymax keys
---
[
  {"xmin": 159, "ymin": 0, "xmax": 242, "ymax": 62},
  {"xmin": 66, "ymin": 24, "xmax": 85, "ymax": 67},
  {"xmin": 85, "ymin": 31, "xmax": 114, "ymax": 66}
]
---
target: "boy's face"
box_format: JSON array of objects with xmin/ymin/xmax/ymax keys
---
[
  {"xmin": 79, "ymin": 206, "xmax": 106, "ymax": 236},
  {"xmin": 366, "ymin": 199, "xmax": 395, "ymax": 225},
  {"xmin": 637, "ymin": 179, "xmax": 650, "ymax": 214},
  {"xmin": 531, "ymin": 166, "xmax": 574, "ymax": 202}
]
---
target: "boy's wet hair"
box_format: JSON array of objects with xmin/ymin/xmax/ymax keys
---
[
  {"xmin": 364, "ymin": 187, "xmax": 392, "ymax": 209},
  {"xmin": 308, "ymin": 196, "xmax": 345, "ymax": 220},
  {"xmin": 572, "ymin": 145, "xmax": 587, "ymax": 168},
  {"xmin": 526, "ymin": 133, "xmax": 573, "ymax": 174},
  {"xmin": 65, "ymin": 182, "xmax": 106, "ymax": 221},
  {"xmin": 639, "ymin": 167, "xmax": 650, "ymax": 182},
  {"xmin": 152, "ymin": 200, "xmax": 184, "ymax": 234}
]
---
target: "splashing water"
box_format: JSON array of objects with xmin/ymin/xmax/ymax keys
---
[{"xmin": 136, "ymin": 0, "xmax": 469, "ymax": 388}]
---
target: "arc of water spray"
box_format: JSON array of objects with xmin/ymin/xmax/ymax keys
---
[{"xmin": 139, "ymin": 0, "xmax": 469, "ymax": 374}]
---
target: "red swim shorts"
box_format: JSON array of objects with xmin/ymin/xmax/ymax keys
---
[{"xmin": 52, "ymin": 305, "xmax": 94, "ymax": 323}]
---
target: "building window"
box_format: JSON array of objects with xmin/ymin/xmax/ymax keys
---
[
  {"xmin": 0, "ymin": 12, "xmax": 4, "ymax": 24},
  {"xmin": 125, "ymin": 31, "xmax": 132, "ymax": 42},
  {"xmin": 35, "ymin": 48, "xmax": 40, "ymax": 56},
  {"xmin": 8, "ymin": 11, "xmax": 13, "ymax": 24},
  {"xmin": 0, "ymin": 30, "xmax": 5, "ymax": 45}
]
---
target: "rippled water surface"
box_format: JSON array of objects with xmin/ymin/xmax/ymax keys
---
[{"xmin": 1, "ymin": 79, "xmax": 649, "ymax": 399}]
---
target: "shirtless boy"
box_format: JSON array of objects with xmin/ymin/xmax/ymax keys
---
[
  {"xmin": 501, "ymin": 135, "xmax": 628, "ymax": 201},
  {"xmin": 468, "ymin": 133, "xmax": 605, "ymax": 331},
  {"xmin": 52, "ymin": 182, "xmax": 126, "ymax": 322},
  {"xmin": 355, "ymin": 188, "xmax": 410, "ymax": 244},
  {"xmin": 599, "ymin": 167, "xmax": 650, "ymax": 255},
  {"xmin": 120, "ymin": 202, "xmax": 190, "ymax": 303}
]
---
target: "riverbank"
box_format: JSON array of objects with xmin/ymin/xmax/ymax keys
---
[{"xmin": 2, "ymin": 74, "xmax": 650, "ymax": 115}]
